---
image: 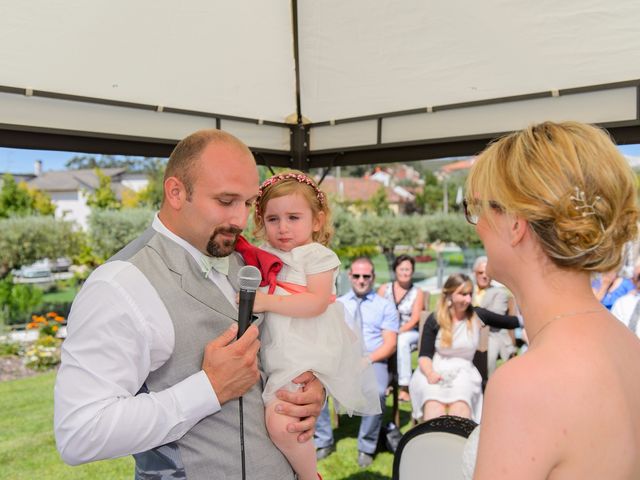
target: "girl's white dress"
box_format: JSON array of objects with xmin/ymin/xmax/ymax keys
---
[
  {"xmin": 409, "ymin": 318, "xmax": 484, "ymax": 422},
  {"xmin": 259, "ymin": 242, "xmax": 380, "ymax": 416}
]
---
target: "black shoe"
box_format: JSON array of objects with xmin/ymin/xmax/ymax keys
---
[
  {"xmin": 357, "ymin": 451, "xmax": 373, "ymax": 468},
  {"xmin": 316, "ymin": 445, "xmax": 335, "ymax": 461}
]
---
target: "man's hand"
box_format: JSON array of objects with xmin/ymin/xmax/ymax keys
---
[
  {"xmin": 202, "ymin": 323, "xmax": 261, "ymax": 405},
  {"xmin": 274, "ymin": 371, "xmax": 324, "ymax": 443}
]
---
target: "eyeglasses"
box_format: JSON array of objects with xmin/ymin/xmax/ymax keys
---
[
  {"xmin": 462, "ymin": 199, "xmax": 503, "ymax": 225},
  {"xmin": 351, "ymin": 274, "xmax": 372, "ymax": 280}
]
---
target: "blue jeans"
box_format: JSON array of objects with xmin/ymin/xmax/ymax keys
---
[{"xmin": 357, "ymin": 361, "xmax": 388, "ymax": 454}]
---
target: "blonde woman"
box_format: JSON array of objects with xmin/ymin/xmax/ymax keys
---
[{"xmin": 462, "ymin": 121, "xmax": 640, "ymax": 479}]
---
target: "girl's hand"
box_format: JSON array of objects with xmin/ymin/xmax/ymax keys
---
[
  {"xmin": 426, "ymin": 370, "xmax": 442, "ymax": 384},
  {"xmin": 250, "ymin": 291, "xmax": 270, "ymax": 313}
]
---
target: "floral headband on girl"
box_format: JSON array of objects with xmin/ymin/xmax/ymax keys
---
[{"xmin": 255, "ymin": 172, "xmax": 326, "ymax": 219}]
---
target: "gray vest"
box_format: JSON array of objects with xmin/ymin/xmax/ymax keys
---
[{"xmin": 111, "ymin": 228, "xmax": 294, "ymax": 480}]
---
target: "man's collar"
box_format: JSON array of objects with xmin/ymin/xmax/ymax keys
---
[{"xmin": 347, "ymin": 289, "xmax": 375, "ymax": 301}]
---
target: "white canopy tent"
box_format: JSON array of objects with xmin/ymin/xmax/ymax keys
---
[{"xmin": 1, "ymin": 0, "xmax": 640, "ymax": 170}]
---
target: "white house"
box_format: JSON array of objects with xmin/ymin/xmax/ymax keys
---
[{"xmin": 26, "ymin": 167, "xmax": 148, "ymax": 230}]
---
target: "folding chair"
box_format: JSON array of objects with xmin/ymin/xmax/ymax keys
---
[{"xmin": 392, "ymin": 415, "xmax": 477, "ymax": 480}]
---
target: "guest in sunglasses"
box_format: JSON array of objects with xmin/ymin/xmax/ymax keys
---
[{"xmin": 314, "ymin": 257, "xmax": 399, "ymax": 468}]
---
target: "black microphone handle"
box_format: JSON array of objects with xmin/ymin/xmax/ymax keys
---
[{"xmin": 237, "ymin": 289, "xmax": 257, "ymax": 338}]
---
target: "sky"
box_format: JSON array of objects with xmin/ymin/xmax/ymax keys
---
[
  {"xmin": 0, "ymin": 147, "xmax": 163, "ymax": 174},
  {"xmin": 2, "ymin": 144, "xmax": 640, "ymax": 174}
]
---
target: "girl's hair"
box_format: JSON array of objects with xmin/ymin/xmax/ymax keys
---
[
  {"xmin": 436, "ymin": 273, "xmax": 474, "ymax": 348},
  {"xmin": 253, "ymin": 170, "xmax": 334, "ymax": 246},
  {"xmin": 393, "ymin": 254, "xmax": 415, "ymax": 273},
  {"xmin": 466, "ymin": 121, "xmax": 639, "ymax": 273}
]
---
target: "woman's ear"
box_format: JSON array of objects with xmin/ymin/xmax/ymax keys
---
[
  {"xmin": 164, "ymin": 176, "xmax": 186, "ymax": 209},
  {"xmin": 509, "ymin": 215, "xmax": 528, "ymax": 247}
]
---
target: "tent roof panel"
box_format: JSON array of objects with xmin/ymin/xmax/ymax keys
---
[
  {"xmin": 299, "ymin": 0, "xmax": 640, "ymax": 121},
  {"xmin": 0, "ymin": 0, "xmax": 296, "ymax": 121}
]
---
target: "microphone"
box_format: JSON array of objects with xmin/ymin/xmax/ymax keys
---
[{"xmin": 237, "ymin": 265, "xmax": 262, "ymax": 338}]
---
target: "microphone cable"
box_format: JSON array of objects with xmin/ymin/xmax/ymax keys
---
[{"xmin": 239, "ymin": 397, "xmax": 246, "ymax": 480}]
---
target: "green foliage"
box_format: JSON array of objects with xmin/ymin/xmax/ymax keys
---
[
  {"xmin": 136, "ymin": 161, "xmax": 166, "ymax": 210},
  {"xmin": 333, "ymin": 245, "xmax": 380, "ymax": 263},
  {"xmin": 368, "ymin": 185, "xmax": 391, "ymax": 215},
  {"xmin": 0, "ymin": 174, "xmax": 35, "ymax": 218},
  {"xmin": 0, "ymin": 216, "xmax": 82, "ymax": 278},
  {"xmin": 0, "ymin": 279, "xmax": 44, "ymax": 325},
  {"xmin": 0, "ymin": 174, "xmax": 56, "ymax": 218},
  {"xmin": 65, "ymin": 154, "xmax": 165, "ymax": 173},
  {"xmin": 331, "ymin": 210, "xmax": 480, "ymax": 255},
  {"xmin": 24, "ymin": 184, "xmax": 56, "ymax": 216},
  {"xmin": 425, "ymin": 213, "xmax": 480, "ymax": 246},
  {"xmin": 86, "ymin": 168, "xmax": 121, "ymax": 210},
  {"xmin": 0, "ymin": 340, "xmax": 20, "ymax": 356},
  {"xmin": 72, "ymin": 243, "xmax": 103, "ymax": 268},
  {"xmin": 121, "ymin": 158, "xmax": 167, "ymax": 210},
  {"xmin": 413, "ymin": 170, "xmax": 467, "ymax": 215},
  {"xmin": 88, "ymin": 208, "xmax": 154, "ymax": 260}
]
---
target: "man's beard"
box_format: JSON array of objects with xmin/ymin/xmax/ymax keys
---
[{"xmin": 206, "ymin": 226, "xmax": 242, "ymax": 257}]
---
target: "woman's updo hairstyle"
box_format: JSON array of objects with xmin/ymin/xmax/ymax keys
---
[{"xmin": 466, "ymin": 121, "xmax": 639, "ymax": 273}]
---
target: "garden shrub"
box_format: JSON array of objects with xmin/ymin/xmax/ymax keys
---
[
  {"xmin": 88, "ymin": 208, "xmax": 154, "ymax": 260},
  {"xmin": 0, "ymin": 216, "xmax": 82, "ymax": 277},
  {"xmin": 0, "ymin": 277, "xmax": 44, "ymax": 325},
  {"xmin": 0, "ymin": 339, "xmax": 21, "ymax": 356}
]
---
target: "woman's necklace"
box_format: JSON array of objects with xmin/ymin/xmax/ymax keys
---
[{"xmin": 529, "ymin": 308, "xmax": 602, "ymax": 344}]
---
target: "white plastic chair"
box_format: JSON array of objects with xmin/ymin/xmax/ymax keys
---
[{"xmin": 392, "ymin": 415, "xmax": 477, "ymax": 480}]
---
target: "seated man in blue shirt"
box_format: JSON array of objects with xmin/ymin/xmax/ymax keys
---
[{"xmin": 314, "ymin": 257, "xmax": 399, "ymax": 468}]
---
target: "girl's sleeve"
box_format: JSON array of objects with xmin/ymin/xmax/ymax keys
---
[{"xmin": 296, "ymin": 244, "xmax": 341, "ymax": 275}]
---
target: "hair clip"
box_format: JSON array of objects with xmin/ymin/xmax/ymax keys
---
[{"xmin": 570, "ymin": 187, "xmax": 601, "ymax": 217}]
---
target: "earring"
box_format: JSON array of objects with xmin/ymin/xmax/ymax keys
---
[{"xmin": 447, "ymin": 299, "xmax": 452, "ymax": 307}]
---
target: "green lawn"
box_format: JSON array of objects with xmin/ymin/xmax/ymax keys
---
[
  {"xmin": 1, "ymin": 369, "xmax": 416, "ymax": 479},
  {"xmin": 41, "ymin": 286, "xmax": 78, "ymax": 304},
  {"xmin": 318, "ymin": 397, "xmax": 414, "ymax": 480},
  {"xmin": 0, "ymin": 371, "xmax": 133, "ymax": 480}
]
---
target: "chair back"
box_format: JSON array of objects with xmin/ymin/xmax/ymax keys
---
[{"xmin": 392, "ymin": 415, "xmax": 477, "ymax": 480}]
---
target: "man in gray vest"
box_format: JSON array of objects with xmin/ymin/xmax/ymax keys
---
[{"xmin": 54, "ymin": 129, "xmax": 324, "ymax": 479}]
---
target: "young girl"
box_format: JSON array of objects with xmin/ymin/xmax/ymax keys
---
[{"xmin": 251, "ymin": 170, "xmax": 380, "ymax": 480}]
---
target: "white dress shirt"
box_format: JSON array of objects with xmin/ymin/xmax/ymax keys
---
[{"xmin": 54, "ymin": 214, "xmax": 237, "ymax": 465}]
